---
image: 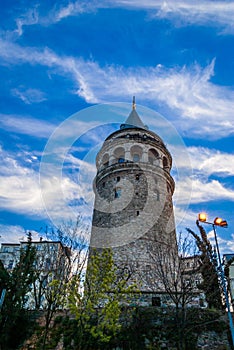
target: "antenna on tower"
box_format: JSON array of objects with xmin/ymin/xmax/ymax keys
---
[{"xmin": 132, "ymin": 96, "xmax": 136, "ymax": 110}]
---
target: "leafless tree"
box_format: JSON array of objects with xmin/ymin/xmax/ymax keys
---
[
  {"xmin": 148, "ymin": 233, "xmax": 203, "ymax": 349},
  {"xmin": 31, "ymin": 216, "xmax": 89, "ymax": 349}
]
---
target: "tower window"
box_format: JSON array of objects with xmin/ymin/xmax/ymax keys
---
[
  {"xmin": 117, "ymin": 176, "xmax": 120, "ymax": 182},
  {"xmin": 155, "ymin": 190, "xmax": 160, "ymax": 201},
  {"xmin": 114, "ymin": 147, "xmax": 125, "ymax": 164},
  {"xmin": 136, "ymin": 210, "xmax": 139, "ymax": 216},
  {"xmin": 131, "ymin": 145, "xmax": 143, "ymax": 162},
  {"xmin": 136, "ymin": 174, "xmax": 140, "ymax": 180},
  {"xmin": 114, "ymin": 188, "xmax": 121, "ymax": 198},
  {"xmin": 118, "ymin": 157, "xmax": 125, "ymax": 163},
  {"xmin": 102, "ymin": 182, "xmax": 105, "ymax": 188},
  {"xmin": 148, "ymin": 149, "xmax": 159, "ymax": 165},
  {"xmin": 133, "ymin": 153, "xmax": 140, "ymax": 162}
]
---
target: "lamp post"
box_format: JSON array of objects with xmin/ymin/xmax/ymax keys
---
[{"xmin": 198, "ymin": 213, "xmax": 234, "ymax": 346}]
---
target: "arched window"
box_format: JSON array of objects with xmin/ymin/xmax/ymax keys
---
[
  {"xmin": 133, "ymin": 153, "xmax": 140, "ymax": 162},
  {"xmin": 148, "ymin": 148, "xmax": 159, "ymax": 165},
  {"xmin": 130, "ymin": 145, "xmax": 143, "ymax": 163},
  {"xmin": 114, "ymin": 147, "xmax": 125, "ymax": 164}
]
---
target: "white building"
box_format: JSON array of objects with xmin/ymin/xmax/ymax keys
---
[{"xmin": 0, "ymin": 240, "xmax": 71, "ymax": 309}]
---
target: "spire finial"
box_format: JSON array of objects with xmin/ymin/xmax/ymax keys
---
[{"xmin": 132, "ymin": 96, "xmax": 136, "ymax": 110}]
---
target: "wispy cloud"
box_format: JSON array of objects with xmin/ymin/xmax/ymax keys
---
[
  {"xmin": 0, "ymin": 224, "xmax": 26, "ymax": 243},
  {"xmin": 172, "ymin": 145, "xmax": 234, "ymax": 178},
  {"xmin": 15, "ymin": 8, "xmax": 39, "ymax": 36},
  {"xmin": 187, "ymin": 147, "xmax": 234, "ymax": 178},
  {"xmin": 0, "ymin": 146, "xmax": 95, "ymax": 225},
  {"xmin": 172, "ymin": 145, "xmax": 234, "ymax": 206},
  {"xmin": 0, "ymin": 38, "xmax": 233, "ymax": 139},
  {"xmin": 0, "ymin": 224, "xmax": 42, "ymax": 244},
  {"xmin": 176, "ymin": 177, "xmax": 234, "ymax": 205},
  {"xmin": 39, "ymin": 1, "xmax": 234, "ymax": 33},
  {"xmin": 149, "ymin": 1, "xmax": 234, "ymax": 32},
  {"xmin": 0, "ymin": 114, "xmax": 55, "ymax": 138},
  {"xmin": 11, "ymin": 87, "xmax": 47, "ymax": 104}
]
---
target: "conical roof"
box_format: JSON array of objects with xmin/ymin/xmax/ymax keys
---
[
  {"xmin": 124, "ymin": 109, "xmax": 145, "ymax": 128},
  {"xmin": 120, "ymin": 97, "xmax": 148, "ymax": 130}
]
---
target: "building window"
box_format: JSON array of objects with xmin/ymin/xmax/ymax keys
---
[
  {"xmin": 136, "ymin": 174, "xmax": 140, "ymax": 180},
  {"xmin": 102, "ymin": 182, "xmax": 105, "ymax": 188},
  {"xmin": 46, "ymin": 258, "xmax": 51, "ymax": 269},
  {"xmin": 136, "ymin": 210, "xmax": 139, "ymax": 216},
  {"xmin": 117, "ymin": 176, "xmax": 120, "ymax": 182},
  {"xmin": 8, "ymin": 260, "xmax": 14, "ymax": 269},
  {"xmin": 114, "ymin": 188, "xmax": 121, "ymax": 198},
  {"xmin": 3, "ymin": 247, "xmax": 10, "ymax": 253}
]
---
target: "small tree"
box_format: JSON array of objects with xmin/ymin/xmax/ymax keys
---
[
  {"xmin": 187, "ymin": 220, "xmax": 223, "ymax": 310},
  {"xmin": 35, "ymin": 217, "xmax": 88, "ymax": 349},
  {"xmin": 67, "ymin": 248, "xmax": 136, "ymax": 350},
  {"xmin": 148, "ymin": 233, "xmax": 202, "ymax": 349},
  {"xmin": 0, "ymin": 240, "xmax": 36, "ymax": 349}
]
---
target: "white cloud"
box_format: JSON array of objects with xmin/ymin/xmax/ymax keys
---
[
  {"xmin": 149, "ymin": 1, "xmax": 234, "ymax": 32},
  {"xmin": 51, "ymin": 2, "xmax": 91, "ymax": 23},
  {"xmin": 187, "ymin": 147, "xmax": 234, "ymax": 178},
  {"xmin": 0, "ymin": 38, "xmax": 233, "ymax": 139},
  {"xmin": 171, "ymin": 145, "xmax": 234, "ymax": 208},
  {"xmin": 11, "ymin": 87, "xmax": 47, "ymax": 104},
  {"xmin": 15, "ymin": 8, "xmax": 39, "ymax": 36},
  {"xmin": 0, "ymin": 114, "xmax": 56, "ymax": 138},
  {"xmin": 0, "ymin": 225, "xmax": 43, "ymax": 244},
  {"xmin": 175, "ymin": 177, "xmax": 234, "ymax": 205},
  {"xmin": 171, "ymin": 145, "xmax": 234, "ymax": 178},
  {"xmin": 41, "ymin": 1, "xmax": 234, "ymax": 33},
  {"xmin": 0, "ymin": 146, "xmax": 95, "ymax": 226},
  {"xmin": 0, "ymin": 224, "xmax": 26, "ymax": 244}
]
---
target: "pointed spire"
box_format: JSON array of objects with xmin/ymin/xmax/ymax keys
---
[
  {"xmin": 132, "ymin": 96, "xmax": 136, "ymax": 110},
  {"xmin": 120, "ymin": 96, "xmax": 148, "ymax": 130}
]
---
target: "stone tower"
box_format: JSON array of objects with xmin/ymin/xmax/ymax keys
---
[{"xmin": 90, "ymin": 99, "xmax": 177, "ymax": 298}]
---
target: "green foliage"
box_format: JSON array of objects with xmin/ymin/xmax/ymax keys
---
[
  {"xmin": 187, "ymin": 221, "xmax": 223, "ymax": 310},
  {"xmin": 0, "ymin": 242, "xmax": 37, "ymax": 349},
  {"xmin": 115, "ymin": 306, "xmax": 227, "ymax": 350},
  {"xmin": 65, "ymin": 248, "xmax": 136, "ymax": 349}
]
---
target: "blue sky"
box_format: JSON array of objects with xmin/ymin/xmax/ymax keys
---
[{"xmin": 0, "ymin": 1, "xmax": 234, "ymax": 253}]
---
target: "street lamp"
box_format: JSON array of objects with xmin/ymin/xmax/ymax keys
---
[{"xmin": 198, "ymin": 213, "xmax": 234, "ymax": 346}]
